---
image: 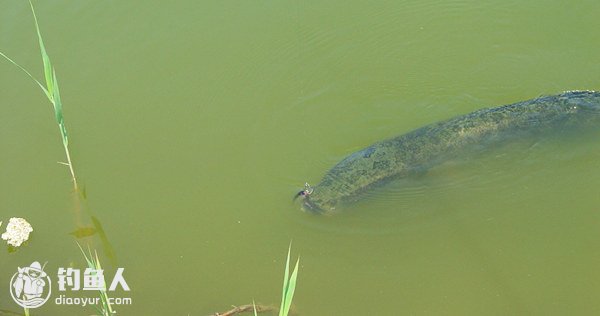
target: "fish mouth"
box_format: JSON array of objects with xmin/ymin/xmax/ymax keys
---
[
  {"xmin": 294, "ymin": 183, "xmax": 324, "ymax": 213},
  {"xmin": 293, "ymin": 189, "xmax": 325, "ymax": 213}
]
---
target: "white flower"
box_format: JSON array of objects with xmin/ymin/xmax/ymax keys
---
[{"xmin": 1, "ymin": 217, "xmax": 33, "ymax": 247}]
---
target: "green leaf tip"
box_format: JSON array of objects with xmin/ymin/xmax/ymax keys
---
[
  {"xmin": 279, "ymin": 244, "xmax": 299, "ymax": 316},
  {"xmin": 29, "ymin": 0, "xmax": 54, "ymax": 97}
]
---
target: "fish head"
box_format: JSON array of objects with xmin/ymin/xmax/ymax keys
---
[{"xmin": 294, "ymin": 184, "xmax": 337, "ymax": 214}]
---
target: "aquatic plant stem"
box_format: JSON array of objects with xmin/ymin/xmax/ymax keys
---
[{"xmin": 61, "ymin": 140, "xmax": 78, "ymax": 190}]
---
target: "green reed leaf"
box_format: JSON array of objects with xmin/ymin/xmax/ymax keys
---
[{"xmin": 279, "ymin": 244, "xmax": 299, "ymax": 316}]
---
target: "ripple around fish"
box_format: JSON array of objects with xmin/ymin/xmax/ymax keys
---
[{"xmin": 291, "ymin": 196, "xmax": 457, "ymax": 237}]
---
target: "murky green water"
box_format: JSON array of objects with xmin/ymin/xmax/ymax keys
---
[{"xmin": 2, "ymin": 0, "xmax": 600, "ymax": 315}]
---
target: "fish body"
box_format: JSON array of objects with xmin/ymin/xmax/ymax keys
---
[{"xmin": 301, "ymin": 91, "xmax": 600, "ymax": 214}]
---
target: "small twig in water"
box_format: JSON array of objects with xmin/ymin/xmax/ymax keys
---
[{"xmin": 210, "ymin": 304, "xmax": 274, "ymax": 316}]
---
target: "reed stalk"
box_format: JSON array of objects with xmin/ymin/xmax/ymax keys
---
[{"xmin": 0, "ymin": 0, "xmax": 78, "ymax": 190}]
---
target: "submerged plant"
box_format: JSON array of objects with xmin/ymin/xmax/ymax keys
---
[
  {"xmin": 278, "ymin": 245, "xmax": 299, "ymax": 316},
  {"xmin": 0, "ymin": 0, "xmax": 78, "ymax": 190}
]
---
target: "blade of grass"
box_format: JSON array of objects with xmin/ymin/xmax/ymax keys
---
[
  {"xmin": 29, "ymin": 0, "xmax": 54, "ymax": 98},
  {"xmin": 0, "ymin": 1, "xmax": 79, "ymax": 189},
  {"xmin": 52, "ymin": 70, "xmax": 66, "ymax": 141},
  {"xmin": 76, "ymin": 242, "xmax": 114, "ymax": 315},
  {"xmin": 278, "ymin": 244, "xmax": 299, "ymax": 316},
  {"xmin": 28, "ymin": 0, "xmax": 78, "ymax": 189},
  {"xmin": 0, "ymin": 51, "xmax": 49, "ymax": 97},
  {"xmin": 279, "ymin": 245, "xmax": 291, "ymax": 314},
  {"xmin": 1, "ymin": 2, "xmax": 78, "ymax": 189},
  {"xmin": 283, "ymin": 258, "xmax": 299, "ymax": 315}
]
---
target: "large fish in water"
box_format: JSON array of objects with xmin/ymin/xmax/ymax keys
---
[{"xmin": 297, "ymin": 91, "xmax": 600, "ymax": 214}]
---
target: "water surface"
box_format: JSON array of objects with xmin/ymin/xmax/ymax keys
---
[{"xmin": 1, "ymin": 0, "xmax": 600, "ymax": 315}]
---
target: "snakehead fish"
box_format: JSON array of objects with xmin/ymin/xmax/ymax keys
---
[{"xmin": 297, "ymin": 91, "xmax": 600, "ymax": 214}]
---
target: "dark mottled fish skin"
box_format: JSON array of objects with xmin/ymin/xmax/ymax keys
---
[{"xmin": 301, "ymin": 91, "xmax": 600, "ymax": 214}]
